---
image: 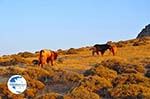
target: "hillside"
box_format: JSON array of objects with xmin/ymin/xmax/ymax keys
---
[
  {"xmin": 137, "ymin": 24, "xmax": 150, "ymax": 38},
  {"xmin": 0, "ymin": 37, "xmax": 150, "ymax": 99}
]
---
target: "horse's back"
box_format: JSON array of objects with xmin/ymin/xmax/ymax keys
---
[{"xmin": 94, "ymin": 44, "xmax": 110, "ymax": 51}]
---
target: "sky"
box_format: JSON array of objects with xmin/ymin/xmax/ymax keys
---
[{"xmin": 0, "ymin": 0, "xmax": 150, "ymax": 55}]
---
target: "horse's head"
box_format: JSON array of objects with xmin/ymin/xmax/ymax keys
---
[
  {"xmin": 89, "ymin": 46, "xmax": 97, "ymax": 51},
  {"xmin": 109, "ymin": 45, "xmax": 117, "ymax": 56},
  {"xmin": 53, "ymin": 51, "xmax": 58, "ymax": 60}
]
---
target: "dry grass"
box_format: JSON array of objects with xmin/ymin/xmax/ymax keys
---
[
  {"xmin": 0, "ymin": 37, "xmax": 150, "ymax": 98},
  {"xmin": 64, "ymin": 86, "xmax": 100, "ymax": 99},
  {"xmin": 110, "ymin": 84, "xmax": 150, "ymax": 98},
  {"xmin": 84, "ymin": 65, "xmax": 117, "ymax": 81},
  {"xmin": 36, "ymin": 92, "xmax": 62, "ymax": 99}
]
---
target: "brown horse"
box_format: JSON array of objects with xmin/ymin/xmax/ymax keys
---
[
  {"xmin": 38, "ymin": 49, "xmax": 58, "ymax": 67},
  {"xmin": 109, "ymin": 45, "xmax": 117, "ymax": 56},
  {"xmin": 90, "ymin": 44, "xmax": 117, "ymax": 56}
]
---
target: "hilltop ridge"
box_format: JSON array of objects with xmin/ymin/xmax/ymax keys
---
[{"xmin": 137, "ymin": 24, "xmax": 150, "ymax": 38}]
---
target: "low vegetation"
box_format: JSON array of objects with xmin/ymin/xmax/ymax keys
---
[{"xmin": 0, "ymin": 37, "xmax": 150, "ymax": 98}]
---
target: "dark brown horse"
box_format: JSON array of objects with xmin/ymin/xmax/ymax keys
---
[
  {"xmin": 38, "ymin": 49, "xmax": 58, "ymax": 67},
  {"xmin": 90, "ymin": 44, "xmax": 117, "ymax": 56}
]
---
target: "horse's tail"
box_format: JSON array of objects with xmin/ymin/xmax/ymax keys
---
[
  {"xmin": 38, "ymin": 50, "xmax": 44, "ymax": 66},
  {"xmin": 89, "ymin": 47, "xmax": 93, "ymax": 50},
  {"xmin": 89, "ymin": 46, "xmax": 97, "ymax": 56},
  {"xmin": 39, "ymin": 50, "xmax": 45, "ymax": 57},
  {"xmin": 89, "ymin": 46, "xmax": 97, "ymax": 51}
]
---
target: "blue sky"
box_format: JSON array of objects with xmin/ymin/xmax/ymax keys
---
[{"xmin": 0, "ymin": 0, "xmax": 150, "ymax": 55}]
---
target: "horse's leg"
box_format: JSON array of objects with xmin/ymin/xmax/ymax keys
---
[
  {"xmin": 108, "ymin": 48, "xmax": 112, "ymax": 55},
  {"xmin": 41, "ymin": 61, "xmax": 46, "ymax": 68},
  {"xmin": 51, "ymin": 55, "xmax": 56, "ymax": 66},
  {"xmin": 50, "ymin": 59, "xmax": 54, "ymax": 66},
  {"xmin": 96, "ymin": 51, "xmax": 99, "ymax": 55},
  {"xmin": 47, "ymin": 58, "xmax": 53, "ymax": 66},
  {"xmin": 39, "ymin": 62, "xmax": 44, "ymax": 68},
  {"xmin": 112, "ymin": 50, "xmax": 115, "ymax": 56},
  {"xmin": 41, "ymin": 64, "xmax": 43, "ymax": 68},
  {"xmin": 101, "ymin": 51, "xmax": 105, "ymax": 56},
  {"xmin": 39, "ymin": 56, "xmax": 47, "ymax": 68},
  {"xmin": 38, "ymin": 60, "xmax": 43, "ymax": 68},
  {"xmin": 46, "ymin": 58, "xmax": 49, "ymax": 63},
  {"xmin": 100, "ymin": 52, "xmax": 103, "ymax": 56},
  {"xmin": 92, "ymin": 51, "xmax": 95, "ymax": 56}
]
